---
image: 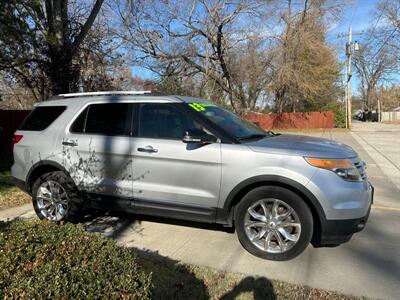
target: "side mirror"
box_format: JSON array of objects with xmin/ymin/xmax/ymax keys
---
[{"xmin": 182, "ymin": 128, "xmax": 217, "ymax": 144}]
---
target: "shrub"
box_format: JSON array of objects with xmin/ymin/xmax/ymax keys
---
[
  {"xmin": 321, "ymin": 102, "xmax": 346, "ymax": 128},
  {"xmin": 0, "ymin": 220, "xmax": 151, "ymax": 299}
]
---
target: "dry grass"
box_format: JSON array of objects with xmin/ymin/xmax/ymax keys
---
[{"xmin": 0, "ymin": 171, "xmax": 31, "ymax": 209}]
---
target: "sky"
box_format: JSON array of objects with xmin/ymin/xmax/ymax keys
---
[
  {"xmin": 131, "ymin": 0, "xmax": 382, "ymax": 95},
  {"xmin": 327, "ymin": 0, "xmax": 380, "ymax": 95},
  {"xmin": 328, "ymin": 0, "xmax": 378, "ymax": 38}
]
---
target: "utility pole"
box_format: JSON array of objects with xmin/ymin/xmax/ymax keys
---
[
  {"xmin": 346, "ymin": 26, "xmax": 353, "ymax": 129},
  {"xmin": 339, "ymin": 27, "xmax": 361, "ymax": 129},
  {"xmin": 377, "ymin": 96, "xmax": 381, "ymax": 122},
  {"xmin": 343, "ymin": 73, "xmax": 348, "ymax": 129}
]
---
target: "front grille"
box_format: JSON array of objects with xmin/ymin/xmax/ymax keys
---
[{"xmin": 353, "ymin": 159, "xmax": 367, "ymax": 180}]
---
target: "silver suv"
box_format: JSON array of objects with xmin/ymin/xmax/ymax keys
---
[{"xmin": 11, "ymin": 92, "xmax": 373, "ymax": 260}]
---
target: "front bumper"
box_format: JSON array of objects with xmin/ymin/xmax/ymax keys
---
[{"xmin": 314, "ymin": 183, "xmax": 373, "ymax": 246}]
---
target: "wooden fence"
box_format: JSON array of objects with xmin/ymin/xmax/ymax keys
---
[{"xmin": 245, "ymin": 111, "xmax": 334, "ymax": 130}]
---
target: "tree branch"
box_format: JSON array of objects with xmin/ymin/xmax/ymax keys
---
[{"xmin": 72, "ymin": 0, "xmax": 104, "ymax": 55}]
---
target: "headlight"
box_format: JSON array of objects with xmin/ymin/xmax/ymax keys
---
[{"xmin": 304, "ymin": 157, "xmax": 362, "ymax": 181}]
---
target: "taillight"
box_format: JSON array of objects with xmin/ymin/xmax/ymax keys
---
[{"xmin": 12, "ymin": 134, "xmax": 23, "ymax": 148}]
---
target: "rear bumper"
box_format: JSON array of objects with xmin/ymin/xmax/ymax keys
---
[
  {"xmin": 12, "ymin": 176, "xmax": 28, "ymax": 193},
  {"xmin": 315, "ymin": 183, "xmax": 373, "ymax": 246}
]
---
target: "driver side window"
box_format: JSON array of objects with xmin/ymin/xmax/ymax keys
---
[{"xmin": 138, "ymin": 104, "xmax": 202, "ymax": 140}]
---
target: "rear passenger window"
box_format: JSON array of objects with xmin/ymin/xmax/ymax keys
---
[
  {"xmin": 80, "ymin": 103, "xmax": 133, "ymax": 136},
  {"xmin": 19, "ymin": 106, "xmax": 66, "ymax": 131}
]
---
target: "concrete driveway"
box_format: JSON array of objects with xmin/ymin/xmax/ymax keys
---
[{"xmin": 1, "ymin": 123, "xmax": 399, "ymax": 300}]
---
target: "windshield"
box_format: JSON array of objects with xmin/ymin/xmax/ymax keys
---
[{"xmin": 187, "ymin": 102, "xmax": 270, "ymax": 140}]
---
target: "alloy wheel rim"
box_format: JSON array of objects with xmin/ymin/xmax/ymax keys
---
[
  {"xmin": 244, "ymin": 198, "xmax": 301, "ymax": 254},
  {"xmin": 36, "ymin": 180, "xmax": 68, "ymax": 221}
]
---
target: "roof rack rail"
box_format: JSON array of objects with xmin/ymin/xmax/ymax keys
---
[{"xmin": 57, "ymin": 91, "xmax": 154, "ymax": 98}]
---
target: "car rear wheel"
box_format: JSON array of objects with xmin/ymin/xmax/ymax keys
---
[
  {"xmin": 32, "ymin": 171, "xmax": 83, "ymax": 222},
  {"xmin": 235, "ymin": 186, "xmax": 313, "ymax": 261}
]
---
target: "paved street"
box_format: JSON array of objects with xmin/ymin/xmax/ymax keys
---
[
  {"xmin": 1, "ymin": 123, "xmax": 399, "ymax": 300},
  {"xmin": 351, "ymin": 122, "xmax": 400, "ymax": 195}
]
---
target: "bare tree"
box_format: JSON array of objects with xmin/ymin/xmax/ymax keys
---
[
  {"xmin": 0, "ymin": 73, "xmax": 37, "ymax": 109},
  {"xmin": 0, "ymin": 0, "xmax": 104, "ymax": 95},
  {"xmin": 117, "ymin": 0, "xmax": 274, "ymax": 113},
  {"xmin": 353, "ymin": 30, "xmax": 398, "ymax": 109},
  {"xmin": 270, "ymin": 0, "xmax": 343, "ymax": 113},
  {"xmin": 76, "ymin": 15, "xmax": 132, "ymax": 92},
  {"xmin": 376, "ymin": 85, "xmax": 400, "ymax": 110},
  {"xmin": 378, "ymin": 0, "xmax": 400, "ymax": 53}
]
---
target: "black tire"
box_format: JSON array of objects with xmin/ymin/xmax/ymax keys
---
[
  {"xmin": 32, "ymin": 171, "xmax": 84, "ymax": 222},
  {"xmin": 235, "ymin": 186, "xmax": 313, "ymax": 261}
]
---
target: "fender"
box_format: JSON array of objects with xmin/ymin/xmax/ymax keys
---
[
  {"xmin": 26, "ymin": 160, "xmax": 70, "ymax": 193},
  {"xmin": 218, "ymin": 175, "xmax": 327, "ymax": 225}
]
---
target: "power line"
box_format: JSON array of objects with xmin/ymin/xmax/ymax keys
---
[
  {"xmin": 371, "ymin": 8, "xmax": 384, "ymax": 33},
  {"xmin": 369, "ymin": 28, "xmax": 398, "ymax": 62}
]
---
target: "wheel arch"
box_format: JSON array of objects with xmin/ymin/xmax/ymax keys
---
[
  {"xmin": 26, "ymin": 160, "xmax": 69, "ymax": 194},
  {"xmin": 220, "ymin": 175, "xmax": 326, "ymax": 242}
]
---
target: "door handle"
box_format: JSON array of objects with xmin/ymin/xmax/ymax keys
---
[
  {"xmin": 137, "ymin": 146, "xmax": 158, "ymax": 153},
  {"xmin": 62, "ymin": 139, "xmax": 78, "ymax": 147}
]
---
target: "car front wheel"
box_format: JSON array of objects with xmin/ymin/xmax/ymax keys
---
[{"xmin": 235, "ymin": 186, "xmax": 313, "ymax": 261}]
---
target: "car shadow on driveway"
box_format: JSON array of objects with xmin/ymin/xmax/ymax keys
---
[{"xmin": 82, "ymin": 209, "xmax": 235, "ymax": 238}]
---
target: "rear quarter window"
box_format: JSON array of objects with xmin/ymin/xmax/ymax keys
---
[
  {"xmin": 70, "ymin": 106, "xmax": 88, "ymax": 133},
  {"xmin": 19, "ymin": 106, "xmax": 67, "ymax": 131}
]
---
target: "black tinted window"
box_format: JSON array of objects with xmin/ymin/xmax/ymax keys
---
[
  {"xmin": 19, "ymin": 106, "xmax": 66, "ymax": 131},
  {"xmin": 85, "ymin": 103, "xmax": 133, "ymax": 136},
  {"xmin": 138, "ymin": 104, "xmax": 201, "ymax": 139},
  {"xmin": 70, "ymin": 107, "xmax": 88, "ymax": 133}
]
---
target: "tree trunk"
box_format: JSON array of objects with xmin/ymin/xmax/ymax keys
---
[
  {"xmin": 275, "ymin": 88, "xmax": 286, "ymax": 114},
  {"xmin": 44, "ymin": 0, "xmax": 103, "ymax": 94},
  {"xmin": 46, "ymin": 49, "xmax": 80, "ymax": 94},
  {"xmin": 366, "ymin": 87, "xmax": 373, "ymax": 110}
]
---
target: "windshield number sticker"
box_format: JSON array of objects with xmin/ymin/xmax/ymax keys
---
[{"xmin": 189, "ymin": 102, "xmax": 216, "ymax": 112}]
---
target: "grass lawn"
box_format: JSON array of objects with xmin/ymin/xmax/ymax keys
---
[{"xmin": 0, "ymin": 171, "xmax": 31, "ymax": 209}]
